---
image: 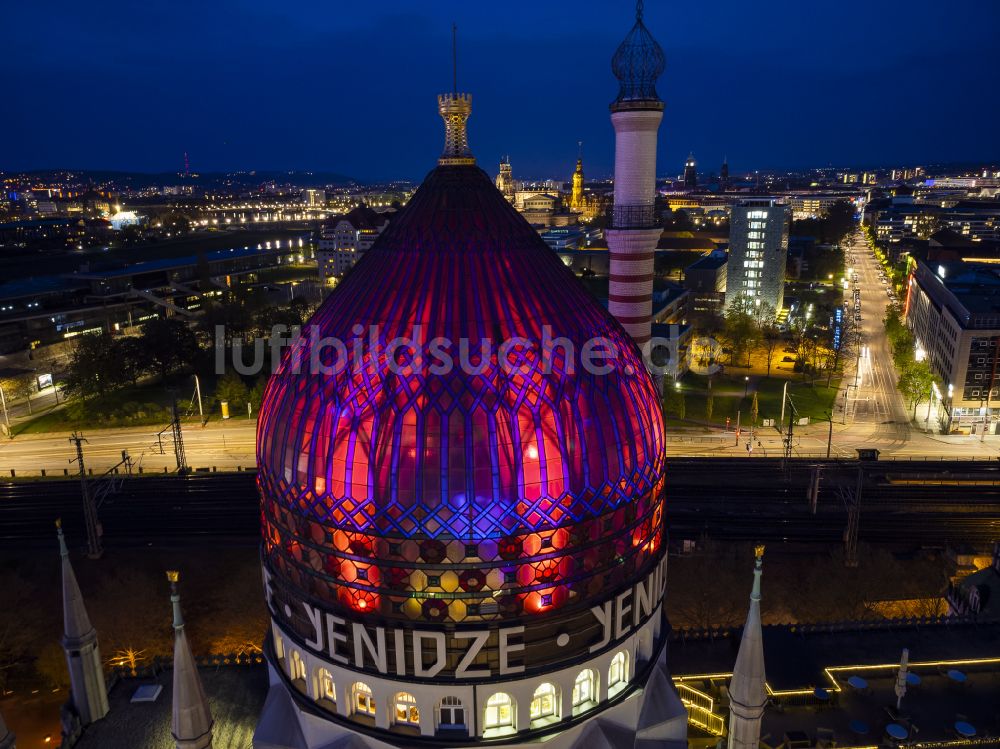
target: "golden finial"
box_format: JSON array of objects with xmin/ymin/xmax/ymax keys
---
[
  {"xmin": 166, "ymin": 570, "xmax": 180, "ymax": 583},
  {"xmin": 55, "ymin": 518, "xmax": 62, "ymax": 529},
  {"xmin": 754, "ymin": 544, "xmax": 765, "ymax": 560}
]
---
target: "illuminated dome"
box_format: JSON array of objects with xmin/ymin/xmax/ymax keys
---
[
  {"xmin": 258, "ymin": 156, "xmax": 665, "ymax": 621},
  {"xmin": 254, "ymin": 86, "xmax": 683, "ymax": 749}
]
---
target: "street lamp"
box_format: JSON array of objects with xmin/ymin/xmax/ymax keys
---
[{"xmin": 744, "ymin": 375, "xmax": 750, "ymax": 398}]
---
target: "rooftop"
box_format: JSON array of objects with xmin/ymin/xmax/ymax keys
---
[
  {"xmin": 672, "ymin": 618, "xmax": 1000, "ymax": 747},
  {"xmin": 72, "ymin": 662, "xmax": 267, "ymax": 749}
]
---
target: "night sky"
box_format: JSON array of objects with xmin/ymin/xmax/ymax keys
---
[{"xmin": 4, "ymin": 0, "xmax": 998, "ymax": 181}]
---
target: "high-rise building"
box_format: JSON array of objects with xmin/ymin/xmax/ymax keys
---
[
  {"xmin": 606, "ymin": 2, "xmax": 667, "ymax": 353},
  {"xmin": 683, "ymin": 153, "xmax": 697, "ymax": 190},
  {"xmin": 725, "ymin": 198, "xmax": 791, "ymax": 311},
  {"xmin": 253, "ymin": 64, "xmax": 685, "ymax": 749},
  {"xmin": 720, "ymin": 157, "xmax": 730, "ymax": 192}
]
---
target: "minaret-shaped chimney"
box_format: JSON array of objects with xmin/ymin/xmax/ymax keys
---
[
  {"xmin": 728, "ymin": 545, "xmax": 767, "ymax": 749},
  {"xmin": 168, "ymin": 571, "xmax": 213, "ymax": 749},
  {"xmin": 607, "ymin": 0, "xmax": 666, "ymax": 352},
  {"xmin": 0, "ymin": 704, "xmax": 15, "ymax": 749},
  {"xmin": 58, "ymin": 519, "xmax": 109, "ymax": 726}
]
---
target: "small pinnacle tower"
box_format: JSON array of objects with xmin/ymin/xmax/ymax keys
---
[
  {"xmin": 607, "ymin": 0, "xmax": 666, "ymax": 352},
  {"xmin": 0, "ymin": 705, "xmax": 15, "ymax": 749},
  {"xmin": 437, "ymin": 94, "xmax": 474, "ymax": 166},
  {"xmin": 728, "ymin": 546, "xmax": 767, "ymax": 749},
  {"xmin": 683, "ymin": 153, "xmax": 697, "ymax": 190},
  {"xmin": 57, "ymin": 519, "xmax": 109, "ymax": 727},
  {"xmin": 496, "ymin": 156, "xmax": 516, "ymax": 203},
  {"xmin": 571, "ymin": 142, "xmax": 585, "ymax": 211},
  {"xmin": 168, "ymin": 571, "xmax": 213, "ymax": 749}
]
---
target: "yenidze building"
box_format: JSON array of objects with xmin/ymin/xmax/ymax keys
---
[{"xmin": 252, "ymin": 10, "xmax": 686, "ymax": 748}]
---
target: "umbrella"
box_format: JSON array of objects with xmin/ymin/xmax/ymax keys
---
[{"xmin": 894, "ymin": 648, "xmax": 909, "ymax": 709}]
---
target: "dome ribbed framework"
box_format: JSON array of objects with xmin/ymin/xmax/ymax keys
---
[{"xmin": 258, "ymin": 163, "xmax": 666, "ymax": 623}]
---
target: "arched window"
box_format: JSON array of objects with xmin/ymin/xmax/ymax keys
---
[
  {"xmin": 608, "ymin": 651, "xmax": 629, "ymax": 696},
  {"xmin": 529, "ymin": 682, "xmax": 560, "ymax": 724},
  {"xmin": 289, "ymin": 649, "xmax": 306, "ymax": 682},
  {"xmin": 572, "ymin": 669, "xmax": 597, "ymax": 714},
  {"xmin": 273, "ymin": 630, "xmax": 285, "ymax": 661},
  {"xmin": 484, "ymin": 692, "xmax": 515, "ymax": 735},
  {"xmin": 315, "ymin": 667, "xmax": 335, "ymax": 703},
  {"xmin": 438, "ymin": 696, "xmax": 466, "ymax": 729},
  {"xmin": 352, "ymin": 682, "xmax": 375, "ymax": 717},
  {"xmin": 393, "ymin": 692, "xmax": 420, "ymax": 726}
]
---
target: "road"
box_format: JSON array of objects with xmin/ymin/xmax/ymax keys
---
[{"xmin": 840, "ymin": 230, "xmax": 911, "ymax": 445}]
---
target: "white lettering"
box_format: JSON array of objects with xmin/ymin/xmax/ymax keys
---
[
  {"xmin": 499, "ymin": 626, "xmax": 525, "ymax": 675},
  {"xmin": 352, "ymin": 623, "xmax": 387, "ymax": 673},
  {"xmin": 634, "ymin": 571, "xmax": 655, "ymax": 627},
  {"xmin": 302, "ymin": 602, "xmax": 323, "ymax": 650},
  {"xmin": 412, "ymin": 631, "xmax": 447, "ymax": 678},
  {"xmin": 454, "ymin": 631, "xmax": 491, "ymax": 678},
  {"xmin": 615, "ymin": 589, "xmax": 632, "ymax": 639},
  {"xmin": 393, "ymin": 628, "xmax": 406, "ymax": 677},
  {"xmin": 589, "ymin": 601, "xmax": 613, "ymax": 653},
  {"xmin": 324, "ymin": 614, "xmax": 349, "ymax": 665}
]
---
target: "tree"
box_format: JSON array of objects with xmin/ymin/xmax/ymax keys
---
[
  {"xmin": 760, "ymin": 324, "xmax": 782, "ymax": 377},
  {"xmin": 751, "ymin": 392, "xmax": 759, "ymax": 425},
  {"xmin": 140, "ymin": 317, "xmax": 200, "ymax": 380},
  {"xmin": 899, "ymin": 360, "xmax": 936, "ymax": 419},
  {"xmin": 65, "ymin": 332, "xmax": 119, "ymax": 398},
  {"xmin": 215, "ymin": 373, "xmax": 250, "ymax": 410},
  {"xmin": 705, "ymin": 394, "xmax": 714, "ymax": 421},
  {"xmin": 117, "ymin": 336, "xmax": 148, "ymax": 386},
  {"xmin": 723, "ymin": 295, "xmax": 762, "ymax": 368},
  {"xmin": 665, "ymin": 387, "xmax": 686, "ymax": 420}
]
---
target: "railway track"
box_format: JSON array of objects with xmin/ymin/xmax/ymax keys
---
[{"xmin": 1, "ymin": 460, "xmax": 999, "ymax": 548}]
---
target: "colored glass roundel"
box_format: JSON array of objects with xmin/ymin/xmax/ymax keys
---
[{"xmin": 258, "ymin": 164, "xmax": 666, "ymax": 623}]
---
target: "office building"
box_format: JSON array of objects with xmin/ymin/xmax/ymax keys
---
[{"xmin": 725, "ymin": 198, "xmax": 791, "ymax": 311}]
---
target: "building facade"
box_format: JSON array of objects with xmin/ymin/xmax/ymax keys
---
[
  {"xmin": 725, "ymin": 198, "xmax": 790, "ymax": 311},
  {"xmin": 252, "ymin": 50, "xmax": 686, "ymax": 749},
  {"xmin": 905, "ymin": 260, "xmax": 1000, "ymax": 433},
  {"xmin": 316, "ymin": 207, "xmax": 389, "ymax": 284}
]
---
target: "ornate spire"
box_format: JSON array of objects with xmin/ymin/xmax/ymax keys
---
[
  {"xmin": 438, "ymin": 23, "xmax": 474, "ymax": 166},
  {"xmin": 611, "ymin": 0, "xmax": 665, "ymax": 108},
  {"xmin": 168, "ymin": 571, "xmax": 213, "ymax": 749},
  {"xmin": 57, "ymin": 519, "xmax": 109, "ymax": 726},
  {"xmin": 728, "ymin": 545, "xmax": 767, "ymax": 749},
  {"xmin": 58, "ymin": 519, "xmax": 95, "ymax": 649}
]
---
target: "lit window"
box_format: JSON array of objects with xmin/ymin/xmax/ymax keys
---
[
  {"xmin": 530, "ymin": 682, "xmax": 559, "ymax": 723},
  {"xmin": 609, "ymin": 651, "xmax": 629, "ymax": 696},
  {"xmin": 439, "ymin": 696, "xmax": 465, "ymax": 728},
  {"xmin": 353, "ymin": 682, "xmax": 375, "ymax": 717},
  {"xmin": 484, "ymin": 692, "xmax": 515, "ymax": 734},
  {"xmin": 316, "ymin": 668, "xmax": 335, "ymax": 702},
  {"xmin": 572, "ymin": 669, "xmax": 597, "ymax": 714},
  {"xmin": 393, "ymin": 692, "xmax": 420, "ymax": 725},
  {"xmin": 289, "ymin": 650, "xmax": 306, "ymax": 682}
]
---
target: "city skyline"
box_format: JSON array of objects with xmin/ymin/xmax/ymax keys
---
[{"xmin": 3, "ymin": 0, "xmax": 999, "ymax": 180}]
